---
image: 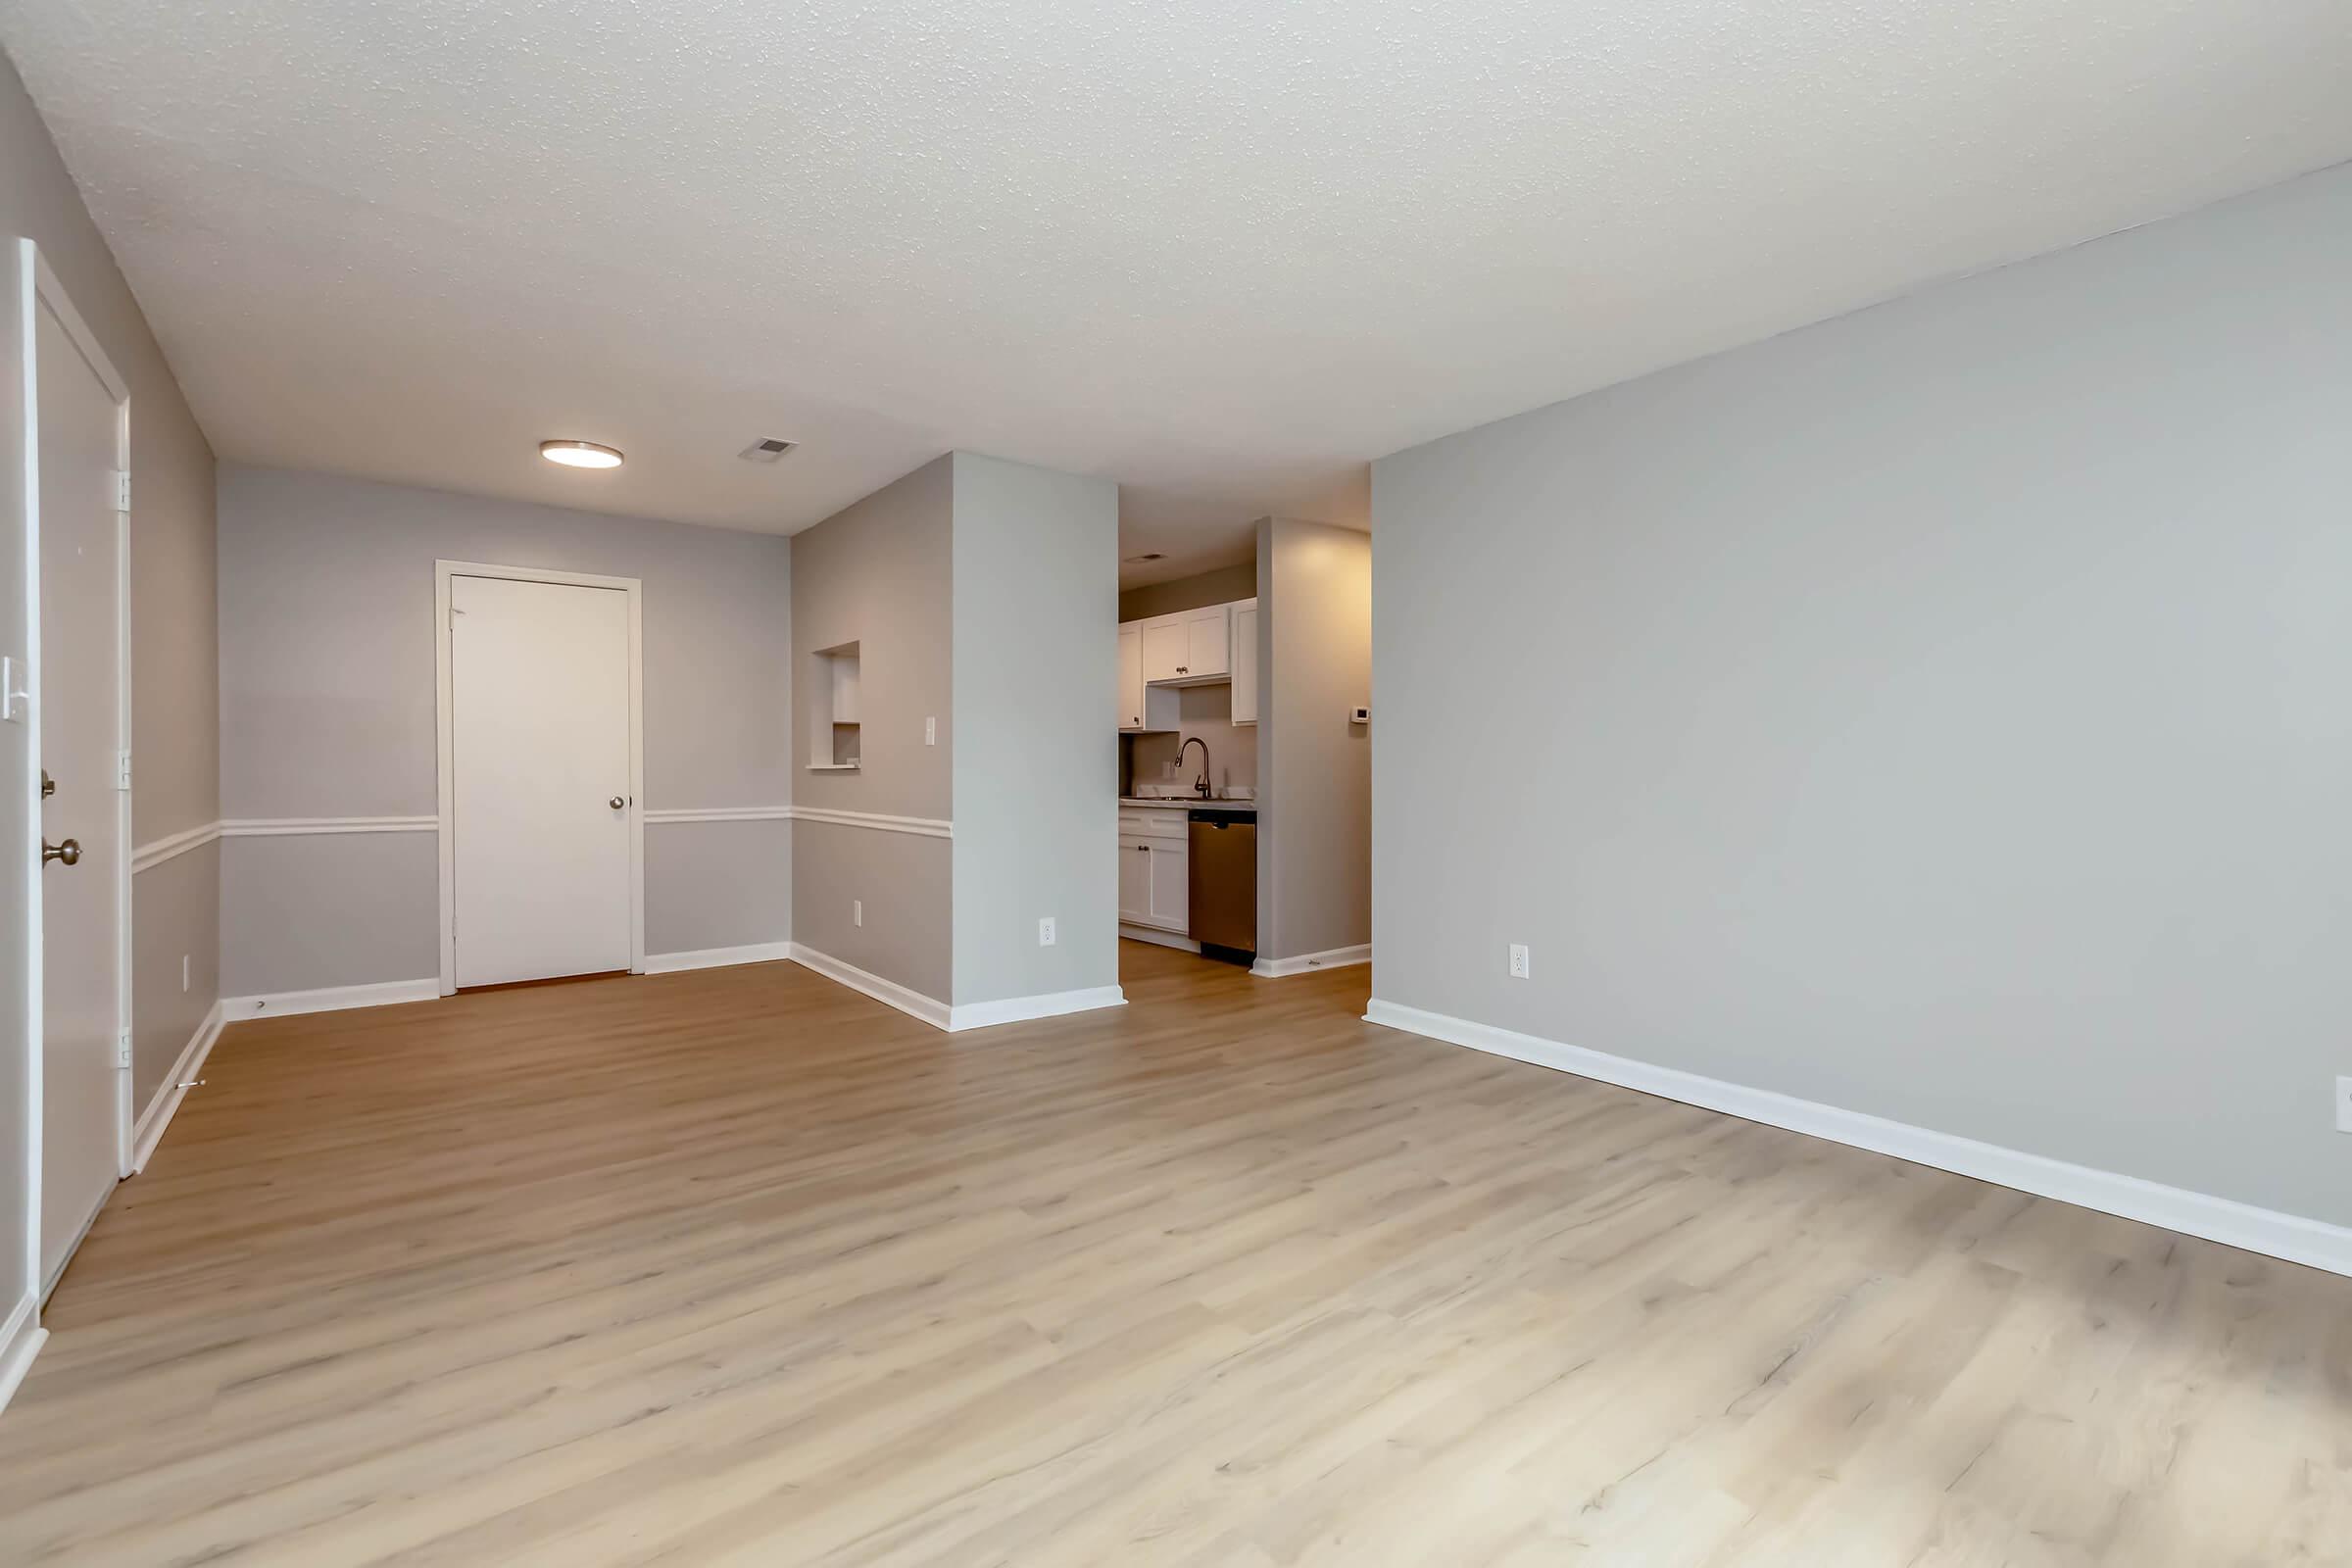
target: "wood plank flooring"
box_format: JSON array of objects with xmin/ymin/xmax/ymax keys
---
[{"xmin": 3, "ymin": 941, "xmax": 2347, "ymax": 1564}]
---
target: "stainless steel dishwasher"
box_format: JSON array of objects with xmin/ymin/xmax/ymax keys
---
[{"xmin": 1187, "ymin": 809, "xmax": 1256, "ymax": 960}]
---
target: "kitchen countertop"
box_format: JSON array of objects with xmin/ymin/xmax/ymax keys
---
[{"xmin": 1120, "ymin": 797, "xmax": 1256, "ymax": 813}]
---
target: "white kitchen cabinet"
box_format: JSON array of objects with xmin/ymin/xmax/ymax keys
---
[
  {"xmin": 1118, "ymin": 835, "xmax": 1153, "ymax": 924},
  {"xmin": 1148, "ymin": 838, "xmax": 1190, "ymax": 929},
  {"xmin": 1118, "ymin": 621, "xmax": 1181, "ymax": 732},
  {"xmin": 1179, "ymin": 605, "xmax": 1230, "ymax": 679},
  {"xmin": 1138, "ymin": 604, "xmax": 1230, "ymax": 684},
  {"xmin": 1141, "ymin": 616, "xmax": 1189, "ymax": 682},
  {"xmin": 1117, "ymin": 623, "xmax": 1143, "ymax": 729},
  {"xmin": 1229, "ymin": 598, "xmax": 1258, "ymax": 725},
  {"xmin": 1116, "ymin": 826, "xmax": 1189, "ymax": 934}
]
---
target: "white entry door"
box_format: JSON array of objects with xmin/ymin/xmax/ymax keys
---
[
  {"xmin": 36, "ymin": 291, "xmax": 126, "ymax": 1293},
  {"xmin": 448, "ymin": 573, "xmax": 634, "ymax": 987}
]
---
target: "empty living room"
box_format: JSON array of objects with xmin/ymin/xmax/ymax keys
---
[{"xmin": 2, "ymin": 3, "xmax": 2348, "ymax": 1563}]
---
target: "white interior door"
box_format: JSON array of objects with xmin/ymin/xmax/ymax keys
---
[
  {"xmin": 36, "ymin": 295, "xmax": 124, "ymax": 1294},
  {"xmin": 450, "ymin": 574, "xmax": 632, "ymax": 987}
]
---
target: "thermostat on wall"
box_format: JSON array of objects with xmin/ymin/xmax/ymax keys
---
[{"xmin": 1348, "ymin": 705, "xmax": 1370, "ymax": 725}]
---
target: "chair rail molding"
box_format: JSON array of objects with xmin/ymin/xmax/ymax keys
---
[{"xmin": 130, "ymin": 819, "xmax": 223, "ymax": 874}]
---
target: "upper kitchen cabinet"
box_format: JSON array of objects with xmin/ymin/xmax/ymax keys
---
[
  {"xmin": 1230, "ymin": 598, "xmax": 1258, "ymax": 725},
  {"xmin": 1140, "ymin": 603, "xmax": 1231, "ymax": 684},
  {"xmin": 1118, "ymin": 621, "xmax": 1180, "ymax": 732}
]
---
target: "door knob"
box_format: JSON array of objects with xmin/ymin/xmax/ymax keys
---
[
  {"xmin": 609, "ymin": 797, "xmax": 626, "ymax": 810},
  {"xmin": 43, "ymin": 838, "xmax": 80, "ymax": 866}
]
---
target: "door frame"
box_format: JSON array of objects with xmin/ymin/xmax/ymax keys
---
[
  {"xmin": 19, "ymin": 239, "xmax": 135, "ymax": 1273},
  {"xmin": 433, "ymin": 560, "xmax": 644, "ymax": 995}
]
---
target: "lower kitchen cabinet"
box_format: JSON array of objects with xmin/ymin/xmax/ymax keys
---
[{"xmin": 1117, "ymin": 833, "xmax": 1189, "ymax": 933}]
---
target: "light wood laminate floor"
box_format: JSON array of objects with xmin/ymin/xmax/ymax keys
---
[{"xmin": 4, "ymin": 942, "xmax": 2347, "ymax": 1565}]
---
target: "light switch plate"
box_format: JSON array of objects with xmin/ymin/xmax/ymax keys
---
[
  {"xmin": 2336, "ymin": 1076, "xmax": 2352, "ymax": 1134},
  {"xmin": 1, "ymin": 656, "xmax": 25, "ymax": 724},
  {"xmin": 925, "ymin": 716, "xmax": 936, "ymax": 746},
  {"xmin": 853, "ymin": 899, "xmax": 863, "ymax": 928}
]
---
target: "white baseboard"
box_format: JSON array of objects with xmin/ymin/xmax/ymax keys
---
[
  {"xmin": 1364, "ymin": 998, "xmax": 2352, "ymax": 1281},
  {"xmin": 1118, "ymin": 924, "xmax": 1200, "ymax": 954},
  {"xmin": 948, "ymin": 986, "xmax": 1126, "ymax": 1033},
  {"xmin": 787, "ymin": 944, "xmax": 952, "ymax": 1031},
  {"xmin": 130, "ymin": 1002, "xmax": 224, "ymax": 1174},
  {"xmin": 1252, "ymin": 944, "xmax": 1371, "ymax": 979},
  {"xmin": 642, "ymin": 942, "xmax": 795, "ymax": 975},
  {"xmin": 220, "ymin": 978, "xmax": 441, "ymax": 1021},
  {"xmin": 0, "ymin": 1293, "xmax": 45, "ymax": 1418}
]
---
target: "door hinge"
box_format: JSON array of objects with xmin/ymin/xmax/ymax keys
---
[
  {"xmin": 116, "ymin": 470, "xmax": 131, "ymax": 512},
  {"xmin": 118, "ymin": 1029, "xmax": 132, "ymax": 1069},
  {"xmin": 117, "ymin": 750, "xmax": 132, "ymax": 790}
]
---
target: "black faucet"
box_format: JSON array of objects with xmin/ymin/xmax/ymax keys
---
[{"xmin": 1177, "ymin": 736, "xmax": 1211, "ymax": 799}]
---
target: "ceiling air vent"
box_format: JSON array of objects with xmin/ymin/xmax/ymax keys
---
[{"xmin": 738, "ymin": 438, "xmax": 798, "ymax": 464}]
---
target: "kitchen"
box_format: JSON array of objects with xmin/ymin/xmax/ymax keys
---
[
  {"xmin": 1117, "ymin": 584, "xmax": 1260, "ymax": 961},
  {"xmin": 1111, "ymin": 518, "xmax": 1370, "ymax": 979}
]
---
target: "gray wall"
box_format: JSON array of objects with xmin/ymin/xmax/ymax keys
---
[
  {"xmin": 951, "ymin": 453, "xmax": 1119, "ymax": 1007},
  {"xmin": 1371, "ymin": 163, "xmax": 2352, "ymax": 1228},
  {"xmin": 790, "ymin": 456, "xmax": 954, "ymax": 1001},
  {"xmin": 217, "ymin": 464, "xmax": 791, "ymax": 994},
  {"xmin": 1118, "ymin": 561, "xmax": 1255, "ymax": 624},
  {"xmin": 1259, "ymin": 518, "xmax": 1371, "ymax": 960},
  {"xmin": 3, "ymin": 49, "xmax": 218, "ymax": 1314}
]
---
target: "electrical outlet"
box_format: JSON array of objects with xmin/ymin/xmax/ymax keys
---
[
  {"xmin": 1038, "ymin": 916, "xmax": 1055, "ymax": 947},
  {"xmin": 181, "ymin": 955, "xmax": 190, "ymax": 993},
  {"xmin": 925, "ymin": 715, "xmax": 936, "ymax": 746},
  {"xmin": 853, "ymin": 899, "xmax": 863, "ymax": 928},
  {"xmin": 1508, "ymin": 943, "xmax": 1530, "ymax": 980},
  {"xmin": 2337, "ymin": 1076, "xmax": 2352, "ymax": 1134}
]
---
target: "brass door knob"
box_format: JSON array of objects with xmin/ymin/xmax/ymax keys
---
[
  {"xmin": 43, "ymin": 838, "xmax": 80, "ymax": 866},
  {"xmin": 609, "ymin": 797, "xmax": 626, "ymax": 810}
]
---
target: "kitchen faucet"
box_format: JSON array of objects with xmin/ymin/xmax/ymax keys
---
[{"xmin": 1177, "ymin": 737, "xmax": 1212, "ymax": 799}]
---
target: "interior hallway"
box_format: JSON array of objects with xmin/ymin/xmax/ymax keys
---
[{"xmin": 1, "ymin": 943, "xmax": 2344, "ymax": 1565}]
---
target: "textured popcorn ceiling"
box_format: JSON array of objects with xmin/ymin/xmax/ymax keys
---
[{"xmin": 6, "ymin": 1, "xmax": 2350, "ymax": 565}]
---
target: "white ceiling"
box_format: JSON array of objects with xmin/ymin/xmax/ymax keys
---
[{"xmin": 7, "ymin": 2, "xmax": 2350, "ymax": 585}]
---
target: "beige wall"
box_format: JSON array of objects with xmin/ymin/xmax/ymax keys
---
[
  {"xmin": 790, "ymin": 456, "xmax": 954, "ymax": 999},
  {"xmin": 1117, "ymin": 561, "xmax": 1254, "ymax": 623},
  {"xmin": 2, "ymin": 48, "xmax": 219, "ymax": 1321},
  {"xmin": 1257, "ymin": 518, "xmax": 1371, "ymax": 961},
  {"xmin": 216, "ymin": 464, "xmax": 792, "ymax": 994},
  {"xmin": 1371, "ymin": 163, "xmax": 2352, "ymax": 1229}
]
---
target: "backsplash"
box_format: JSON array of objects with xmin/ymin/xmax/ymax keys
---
[{"xmin": 1126, "ymin": 683, "xmax": 1258, "ymax": 797}]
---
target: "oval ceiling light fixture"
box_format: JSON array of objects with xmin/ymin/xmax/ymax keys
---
[{"xmin": 540, "ymin": 439, "xmax": 624, "ymax": 469}]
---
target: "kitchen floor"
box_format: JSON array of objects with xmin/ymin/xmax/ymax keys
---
[{"xmin": 3, "ymin": 944, "xmax": 2344, "ymax": 1564}]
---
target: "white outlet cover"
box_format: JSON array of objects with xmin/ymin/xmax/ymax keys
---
[
  {"xmin": 1508, "ymin": 943, "xmax": 1530, "ymax": 979},
  {"xmin": 2337, "ymin": 1076, "xmax": 2352, "ymax": 1134},
  {"xmin": 1039, "ymin": 916, "xmax": 1055, "ymax": 947},
  {"xmin": 853, "ymin": 899, "xmax": 862, "ymax": 928},
  {"xmin": 925, "ymin": 716, "xmax": 936, "ymax": 746}
]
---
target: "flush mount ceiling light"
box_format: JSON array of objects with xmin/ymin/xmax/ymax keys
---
[{"xmin": 540, "ymin": 439, "xmax": 624, "ymax": 469}]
